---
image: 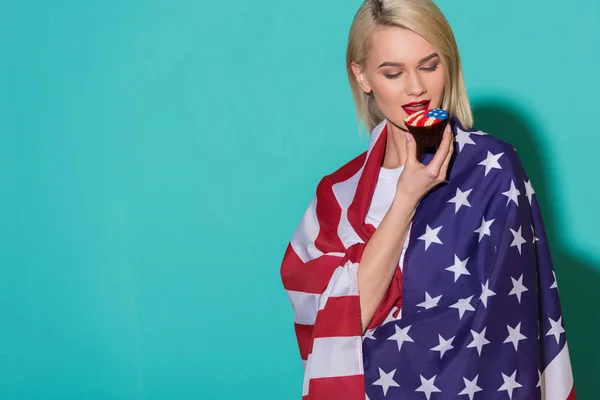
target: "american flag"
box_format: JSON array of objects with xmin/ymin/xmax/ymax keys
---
[{"xmin": 280, "ymin": 117, "xmax": 575, "ymax": 400}]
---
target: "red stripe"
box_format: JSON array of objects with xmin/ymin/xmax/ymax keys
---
[
  {"xmin": 314, "ymin": 177, "xmax": 345, "ymax": 254},
  {"xmin": 348, "ymin": 125, "xmax": 387, "ymax": 243},
  {"xmin": 294, "ymin": 323, "xmax": 314, "ymax": 361},
  {"xmin": 313, "ymin": 295, "xmax": 361, "ymax": 338},
  {"xmin": 280, "ymin": 244, "xmax": 344, "ymax": 293},
  {"xmin": 567, "ymin": 385, "xmax": 576, "ymax": 400},
  {"xmin": 308, "ymin": 375, "xmax": 365, "ymax": 400},
  {"xmin": 327, "ymin": 152, "xmax": 366, "ymax": 185}
]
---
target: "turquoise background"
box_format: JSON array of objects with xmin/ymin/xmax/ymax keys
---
[{"xmin": 1, "ymin": 0, "xmax": 598, "ymax": 399}]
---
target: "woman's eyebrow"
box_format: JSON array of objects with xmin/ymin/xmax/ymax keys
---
[{"xmin": 377, "ymin": 52, "xmax": 439, "ymax": 68}]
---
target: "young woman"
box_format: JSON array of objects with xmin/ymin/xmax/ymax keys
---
[{"xmin": 280, "ymin": 1, "xmax": 576, "ymax": 399}]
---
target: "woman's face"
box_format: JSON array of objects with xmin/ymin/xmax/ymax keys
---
[{"xmin": 352, "ymin": 26, "xmax": 446, "ymax": 131}]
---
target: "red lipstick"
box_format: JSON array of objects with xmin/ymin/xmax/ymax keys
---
[{"xmin": 402, "ymin": 100, "xmax": 430, "ymax": 115}]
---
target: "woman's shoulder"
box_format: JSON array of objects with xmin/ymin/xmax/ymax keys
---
[{"xmin": 454, "ymin": 124, "xmax": 528, "ymax": 181}]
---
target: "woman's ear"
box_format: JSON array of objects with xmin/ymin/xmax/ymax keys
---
[{"xmin": 351, "ymin": 62, "xmax": 372, "ymax": 94}]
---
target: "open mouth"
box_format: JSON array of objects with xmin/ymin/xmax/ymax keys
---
[{"xmin": 402, "ymin": 100, "xmax": 430, "ymax": 115}]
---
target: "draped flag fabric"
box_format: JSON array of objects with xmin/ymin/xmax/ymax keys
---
[{"xmin": 280, "ymin": 117, "xmax": 575, "ymax": 400}]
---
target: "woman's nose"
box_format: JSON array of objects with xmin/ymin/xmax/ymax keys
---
[{"xmin": 406, "ymin": 71, "xmax": 427, "ymax": 97}]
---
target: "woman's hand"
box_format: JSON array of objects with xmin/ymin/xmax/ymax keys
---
[{"xmin": 395, "ymin": 124, "xmax": 454, "ymax": 205}]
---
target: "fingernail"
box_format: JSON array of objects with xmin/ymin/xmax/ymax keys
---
[{"xmin": 405, "ymin": 132, "xmax": 410, "ymax": 141}]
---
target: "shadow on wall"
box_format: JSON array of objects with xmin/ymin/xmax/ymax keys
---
[{"xmin": 472, "ymin": 100, "xmax": 599, "ymax": 398}]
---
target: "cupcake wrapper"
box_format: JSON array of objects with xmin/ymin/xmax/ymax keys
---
[{"xmin": 406, "ymin": 118, "xmax": 449, "ymax": 153}]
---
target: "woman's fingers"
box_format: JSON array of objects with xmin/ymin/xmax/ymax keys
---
[
  {"xmin": 405, "ymin": 132, "xmax": 418, "ymax": 166},
  {"xmin": 439, "ymin": 131, "xmax": 455, "ymax": 180}
]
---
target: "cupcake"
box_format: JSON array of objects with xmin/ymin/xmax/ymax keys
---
[{"xmin": 403, "ymin": 108, "xmax": 450, "ymax": 152}]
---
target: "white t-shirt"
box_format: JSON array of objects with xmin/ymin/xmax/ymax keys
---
[{"xmin": 365, "ymin": 166, "xmax": 412, "ymax": 272}]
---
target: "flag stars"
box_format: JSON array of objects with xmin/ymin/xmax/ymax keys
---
[
  {"xmin": 446, "ymin": 255, "xmax": 471, "ymax": 282},
  {"xmin": 546, "ymin": 316, "xmax": 565, "ymax": 344},
  {"xmin": 480, "ymin": 279, "xmax": 496, "ymax": 308},
  {"xmin": 431, "ymin": 334, "xmax": 455, "ymax": 359},
  {"xmin": 418, "ymin": 225, "xmax": 443, "ymax": 250},
  {"xmin": 387, "ymin": 325, "xmax": 414, "ymax": 352},
  {"xmin": 509, "ymin": 274, "xmax": 529, "ymax": 303},
  {"xmin": 510, "ymin": 226, "xmax": 527, "ymax": 254},
  {"xmin": 372, "ymin": 368, "xmax": 400, "ymax": 396},
  {"xmin": 474, "ymin": 217, "xmax": 495, "ymax": 242},
  {"xmin": 363, "ymin": 328, "xmax": 376, "ymax": 341},
  {"xmin": 450, "ymin": 296, "xmax": 475, "ymax": 319},
  {"xmin": 531, "ymin": 225, "xmax": 539, "ymax": 243},
  {"xmin": 524, "ymin": 179, "xmax": 535, "ymax": 204},
  {"xmin": 417, "ymin": 292, "xmax": 442, "ymax": 310},
  {"xmin": 498, "ymin": 370, "xmax": 522, "ymax": 399},
  {"xmin": 504, "ymin": 322, "xmax": 527, "ymax": 351},
  {"xmin": 415, "ymin": 375, "xmax": 441, "ymax": 400},
  {"xmin": 448, "ymin": 187, "xmax": 473, "ymax": 213},
  {"xmin": 550, "ymin": 271, "xmax": 558, "ymax": 290},
  {"xmin": 459, "ymin": 375, "xmax": 483, "ymax": 400},
  {"xmin": 455, "ymin": 127, "xmax": 477, "ymax": 152},
  {"xmin": 467, "ymin": 327, "xmax": 490, "ymax": 356},
  {"xmin": 502, "ymin": 180, "xmax": 521, "ymax": 207},
  {"xmin": 478, "ymin": 151, "xmax": 504, "ymax": 176}
]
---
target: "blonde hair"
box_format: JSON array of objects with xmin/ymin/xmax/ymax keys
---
[{"xmin": 346, "ymin": 0, "xmax": 473, "ymax": 133}]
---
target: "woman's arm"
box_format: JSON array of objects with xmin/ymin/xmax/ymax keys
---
[
  {"xmin": 357, "ymin": 127, "xmax": 454, "ymax": 332},
  {"xmin": 357, "ymin": 192, "xmax": 417, "ymax": 331}
]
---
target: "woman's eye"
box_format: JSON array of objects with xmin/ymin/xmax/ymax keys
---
[
  {"xmin": 421, "ymin": 64, "xmax": 439, "ymax": 72},
  {"xmin": 384, "ymin": 72, "xmax": 403, "ymax": 79}
]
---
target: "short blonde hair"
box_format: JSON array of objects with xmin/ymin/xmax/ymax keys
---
[{"xmin": 346, "ymin": 0, "xmax": 473, "ymax": 133}]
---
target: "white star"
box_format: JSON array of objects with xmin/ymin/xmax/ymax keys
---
[
  {"xmin": 550, "ymin": 271, "xmax": 558, "ymax": 290},
  {"xmin": 415, "ymin": 375, "xmax": 441, "ymax": 400},
  {"xmin": 382, "ymin": 306, "xmax": 401, "ymax": 325},
  {"xmin": 524, "ymin": 179, "xmax": 535, "ymax": 205},
  {"xmin": 459, "ymin": 375, "xmax": 483, "ymax": 400},
  {"xmin": 537, "ymin": 369, "xmax": 542, "ymax": 388},
  {"xmin": 531, "ymin": 225, "xmax": 539, "ymax": 243},
  {"xmin": 455, "ymin": 128, "xmax": 477, "ymax": 152},
  {"xmin": 446, "ymin": 255, "xmax": 471, "ymax": 282},
  {"xmin": 448, "ymin": 187, "xmax": 473, "ymax": 213},
  {"xmin": 387, "ymin": 325, "xmax": 414, "ymax": 351},
  {"xmin": 510, "ymin": 226, "xmax": 526, "ymax": 254},
  {"xmin": 467, "ymin": 327, "xmax": 490, "ymax": 356},
  {"xmin": 474, "ymin": 217, "xmax": 495, "ymax": 242},
  {"xmin": 417, "ymin": 292, "xmax": 442, "ymax": 310},
  {"xmin": 502, "ymin": 180, "xmax": 521, "ymax": 206},
  {"xmin": 431, "ymin": 334, "xmax": 455, "ymax": 359},
  {"xmin": 372, "ymin": 368, "xmax": 400, "ymax": 396},
  {"xmin": 546, "ymin": 316, "xmax": 565, "ymax": 344},
  {"xmin": 478, "ymin": 151, "xmax": 504, "ymax": 176},
  {"xmin": 509, "ymin": 274, "xmax": 528, "ymax": 303},
  {"xmin": 498, "ymin": 370, "xmax": 522, "ymax": 399},
  {"xmin": 418, "ymin": 225, "xmax": 443, "ymax": 250},
  {"xmin": 504, "ymin": 322, "xmax": 527, "ymax": 351},
  {"xmin": 479, "ymin": 279, "xmax": 496, "ymax": 308},
  {"xmin": 363, "ymin": 328, "xmax": 376, "ymax": 341},
  {"xmin": 450, "ymin": 295, "xmax": 475, "ymax": 319}
]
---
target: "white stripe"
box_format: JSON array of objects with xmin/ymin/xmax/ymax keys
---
[
  {"xmin": 286, "ymin": 290, "xmax": 320, "ymax": 325},
  {"xmin": 287, "ymin": 258, "xmax": 356, "ymax": 325},
  {"xmin": 308, "ymin": 336, "xmax": 364, "ymax": 379},
  {"xmin": 318, "ymin": 262, "xmax": 359, "ymax": 310},
  {"xmin": 302, "ymin": 336, "xmax": 364, "ymax": 396},
  {"xmin": 332, "ymin": 170, "xmax": 365, "ymax": 249},
  {"xmin": 541, "ymin": 343, "xmax": 574, "ymax": 400},
  {"xmin": 367, "ymin": 119, "xmax": 387, "ymax": 155},
  {"xmin": 290, "ymin": 195, "xmax": 323, "ymax": 263}
]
